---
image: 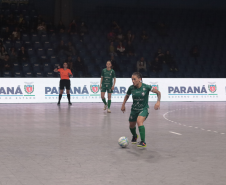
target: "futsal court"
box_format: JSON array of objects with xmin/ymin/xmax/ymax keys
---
[{"xmin": 0, "ymin": 102, "xmax": 225, "ymax": 185}]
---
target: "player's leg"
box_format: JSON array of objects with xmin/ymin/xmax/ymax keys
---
[
  {"xmin": 107, "ymin": 92, "xmax": 112, "ymax": 113},
  {"xmin": 66, "ymin": 80, "xmax": 72, "ymax": 105},
  {"xmin": 101, "ymin": 89, "xmax": 107, "ymax": 110},
  {"xmin": 58, "ymin": 80, "xmax": 64, "ymax": 105},
  {"xmin": 129, "ymin": 111, "xmax": 139, "ymax": 143},
  {"xmin": 136, "ymin": 109, "xmax": 149, "ymax": 147}
]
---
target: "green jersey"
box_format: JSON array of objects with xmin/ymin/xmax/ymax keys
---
[
  {"xmin": 101, "ymin": 68, "xmax": 116, "ymax": 87},
  {"xmin": 126, "ymin": 83, "xmax": 153, "ymax": 111}
]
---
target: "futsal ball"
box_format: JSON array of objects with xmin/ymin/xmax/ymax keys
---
[{"xmin": 118, "ymin": 136, "xmax": 129, "ymax": 148}]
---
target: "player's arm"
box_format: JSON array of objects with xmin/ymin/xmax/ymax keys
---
[
  {"xmin": 121, "ymin": 94, "xmax": 130, "ymax": 113},
  {"xmin": 54, "ymin": 65, "xmax": 60, "ymax": 72},
  {"xmin": 68, "ymin": 70, "xmax": 73, "ymax": 78},
  {"xmin": 151, "ymin": 88, "xmax": 161, "ymax": 110},
  {"xmin": 112, "ymin": 77, "xmax": 116, "ymax": 90},
  {"xmin": 121, "ymin": 86, "xmax": 131, "ymax": 113},
  {"xmin": 100, "ymin": 77, "xmax": 103, "ymax": 89}
]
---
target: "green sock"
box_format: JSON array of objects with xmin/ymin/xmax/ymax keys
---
[
  {"xmin": 139, "ymin": 125, "xmax": 145, "ymax": 142},
  {"xmin": 130, "ymin": 127, "xmax": 137, "ymax": 137},
  {"xmin": 108, "ymin": 100, "xmax": 111, "ymax": 108},
  {"xmin": 102, "ymin": 98, "xmax": 107, "ymax": 105}
]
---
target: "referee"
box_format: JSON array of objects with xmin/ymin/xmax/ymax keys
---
[{"xmin": 54, "ymin": 62, "xmax": 73, "ymax": 105}]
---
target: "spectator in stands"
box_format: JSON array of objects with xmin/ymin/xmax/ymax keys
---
[
  {"xmin": 18, "ymin": 46, "xmax": 28, "ymax": 63},
  {"xmin": 2, "ymin": 55, "xmax": 12, "ymax": 72},
  {"xmin": 66, "ymin": 56, "xmax": 75, "ymax": 73},
  {"xmin": 68, "ymin": 20, "xmax": 77, "ymax": 35},
  {"xmin": 107, "ymin": 30, "xmax": 116, "ymax": 42},
  {"xmin": 9, "ymin": 47, "xmax": 17, "ymax": 62},
  {"xmin": 7, "ymin": 14, "xmax": 16, "ymax": 26},
  {"xmin": 117, "ymin": 42, "xmax": 126, "ymax": 56},
  {"xmin": 0, "ymin": 46, "xmax": 8, "ymax": 60},
  {"xmin": 156, "ymin": 22, "xmax": 168, "ymax": 37},
  {"xmin": 79, "ymin": 22, "xmax": 88, "ymax": 42},
  {"xmin": 137, "ymin": 57, "xmax": 147, "ymax": 72},
  {"xmin": 65, "ymin": 42, "xmax": 76, "ymax": 56},
  {"xmin": 111, "ymin": 21, "xmax": 120, "ymax": 32},
  {"xmin": 141, "ymin": 30, "xmax": 149, "ymax": 42},
  {"xmin": 2, "ymin": 27, "xmax": 11, "ymax": 41},
  {"xmin": 190, "ymin": 45, "xmax": 200, "ymax": 62},
  {"xmin": 116, "ymin": 29, "xmax": 124, "ymax": 43},
  {"xmin": 57, "ymin": 40, "xmax": 67, "ymax": 55},
  {"xmin": 164, "ymin": 50, "xmax": 178, "ymax": 72},
  {"xmin": 127, "ymin": 30, "xmax": 134, "ymax": 42},
  {"xmin": 19, "ymin": 20, "xmax": 29, "ymax": 33},
  {"xmin": 18, "ymin": 14, "xmax": 24, "ymax": 25},
  {"xmin": 109, "ymin": 42, "xmax": 117, "ymax": 56},
  {"xmin": 47, "ymin": 22, "xmax": 56, "ymax": 35},
  {"xmin": 11, "ymin": 27, "xmax": 21, "ymax": 41},
  {"xmin": 155, "ymin": 48, "xmax": 164, "ymax": 63},
  {"xmin": 151, "ymin": 57, "xmax": 162, "ymax": 72},
  {"xmin": 126, "ymin": 41, "xmax": 135, "ymax": 56},
  {"xmin": 75, "ymin": 56, "xmax": 86, "ymax": 75},
  {"xmin": 58, "ymin": 21, "xmax": 66, "ymax": 33},
  {"xmin": 0, "ymin": 14, "xmax": 6, "ymax": 28},
  {"xmin": 37, "ymin": 22, "xmax": 46, "ymax": 35},
  {"xmin": 110, "ymin": 55, "xmax": 119, "ymax": 71}
]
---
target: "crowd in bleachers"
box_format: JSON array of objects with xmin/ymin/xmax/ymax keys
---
[{"xmin": 0, "ymin": 2, "xmax": 226, "ymax": 78}]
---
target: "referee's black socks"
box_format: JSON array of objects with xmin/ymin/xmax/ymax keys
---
[
  {"xmin": 67, "ymin": 94, "xmax": 71, "ymax": 103},
  {"xmin": 58, "ymin": 94, "xmax": 62, "ymax": 103}
]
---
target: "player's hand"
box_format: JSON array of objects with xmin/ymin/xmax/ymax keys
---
[
  {"xmin": 58, "ymin": 65, "xmax": 60, "ymax": 69},
  {"xmin": 121, "ymin": 104, "xmax": 126, "ymax": 113},
  {"xmin": 100, "ymin": 85, "xmax": 102, "ymax": 90},
  {"xmin": 154, "ymin": 101, "xmax": 160, "ymax": 110},
  {"xmin": 111, "ymin": 86, "xmax": 114, "ymax": 90},
  {"xmin": 68, "ymin": 73, "xmax": 71, "ymax": 76}
]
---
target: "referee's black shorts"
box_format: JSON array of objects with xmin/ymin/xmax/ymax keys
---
[{"xmin": 60, "ymin": 79, "xmax": 70, "ymax": 90}]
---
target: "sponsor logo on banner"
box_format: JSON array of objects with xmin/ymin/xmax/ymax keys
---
[
  {"xmin": 24, "ymin": 82, "xmax": 34, "ymax": 94},
  {"xmin": 90, "ymin": 82, "xmax": 100, "ymax": 95},
  {"xmin": 168, "ymin": 82, "xmax": 218, "ymax": 99},
  {"xmin": 208, "ymin": 82, "xmax": 217, "ymax": 93}
]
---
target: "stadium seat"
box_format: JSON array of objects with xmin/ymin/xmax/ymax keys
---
[
  {"xmin": 14, "ymin": 71, "xmax": 23, "ymax": 77},
  {"xmin": 24, "ymin": 41, "xmax": 32, "ymax": 48},
  {"xmin": 34, "ymin": 42, "xmax": 42, "ymax": 49},
  {"xmin": 47, "ymin": 48, "xmax": 54, "ymax": 56},
  {"xmin": 37, "ymin": 49, "xmax": 45, "ymax": 56},
  {"xmin": 3, "ymin": 71, "xmax": 12, "ymax": 77},
  {"xmin": 24, "ymin": 72, "xmax": 33, "ymax": 77},
  {"xmin": 43, "ymin": 42, "xmax": 51, "ymax": 49},
  {"xmin": 15, "ymin": 41, "xmax": 22, "ymax": 49},
  {"xmin": 27, "ymin": 48, "xmax": 35, "ymax": 56},
  {"xmin": 50, "ymin": 56, "xmax": 58, "ymax": 65},
  {"xmin": 31, "ymin": 34, "xmax": 39, "ymax": 42},
  {"xmin": 43, "ymin": 63, "xmax": 52, "ymax": 72},
  {"xmin": 33, "ymin": 63, "xmax": 41, "ymax": 72},
  {"xmin": 22, "ymin": 63, "xmax": 31, "ymax": 73},
  {"xmin": 40, "ymin": 35, "xmax": 48, "ymax": 42},
  {"xmin": 22, "ymin": 34, "xmax": 30, "ymax": 41},
  {"xmin": 46, "ymin": 72, "xmax": 54, "ymax": 77},
  {"xmin": 13, "ymin": 62, "xmax": 21, "ymax": 71},
  {"xmin": 35, "ymin": 71, "xmax": 44, "ymax": 77}
]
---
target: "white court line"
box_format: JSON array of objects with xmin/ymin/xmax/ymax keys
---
[{"xmin": 169, "ymin": 131, "xmax": 182, "ymax": 135}]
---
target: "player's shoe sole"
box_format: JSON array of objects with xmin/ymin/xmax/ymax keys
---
[
  {"xmin": 107, "ymin": 109, "xmax": 111, "ymax": 113},
  {"xmin": 103, "ymin": 104, "xmax": 107, "ymax": 110},
  {"xmin": 131, "ymin": 135, "xmax": 139, "ymax": 144},
  {"xmin": 137, "ymin": 141, "xmax": 146, "ymax": 147}
]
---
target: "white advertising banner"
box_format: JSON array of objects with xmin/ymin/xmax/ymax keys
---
[{"xmin": 0, "ymin": 78, "xmax": 225, "ymax": 103}]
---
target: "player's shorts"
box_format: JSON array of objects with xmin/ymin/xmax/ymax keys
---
[
  {"xmin": 101, "ymin": 84, "xmax": 113, "ymax": 93},
  {"xmin": 129, "ymin": 108, "xmax": 149, "ymax": 122},
  {"xmin": 60, "ymin": 79, "xmax": 70, "ymax": 90}
]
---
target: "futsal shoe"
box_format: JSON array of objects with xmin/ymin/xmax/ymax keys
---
[
  {"xmin": 131, "ymin": 135, "xmax": 138, "ymax": 144},
  {"xmin": 57, "ymin": 102, "xmax": 60, "ymax": 106},
  {"xmin": 68, "ymin": 102, "xmax": 72, "ymax": 106},
  {"xmin": 104, "ymin": 104, "xmax": 107, "ymax": 110},
  {"xmin": 107, "ymin": 109, "xmax": 111, "ymax": 113},
  {"xmin": 137, "ymin": 141, "xmax": 146, "ymax": 148}
]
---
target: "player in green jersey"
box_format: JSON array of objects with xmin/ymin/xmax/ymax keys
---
[
  {"xmin": 121, "ymin": 72, "xmax": 161, "ymax": 147},
  {"xmin": 100, "ymin": 61, "xmax": 116, "ymax": 113}
]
